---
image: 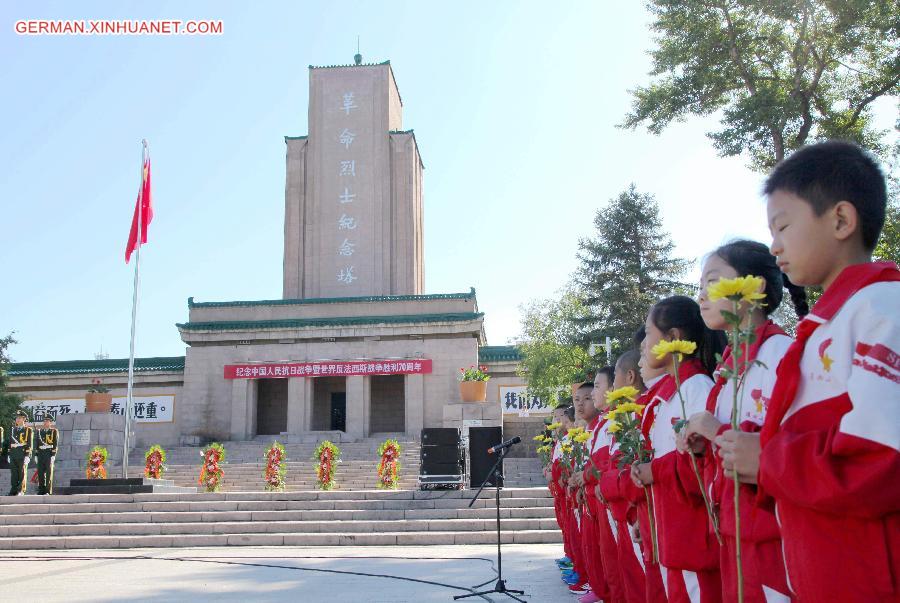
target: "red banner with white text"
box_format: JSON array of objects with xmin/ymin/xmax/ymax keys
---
[{"xmin": 224, "ymin": 359, "xmax": 432, "ymax": 379}]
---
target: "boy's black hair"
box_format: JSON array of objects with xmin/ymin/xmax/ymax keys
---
[
  {"xmin": 615, "ymin": 349, "xmax": 641, "ymax": 374},
  {"xmin": 577, "ymin": 381, "xmax": 595, "ymax": 391},
  {"xmin": 595, "ymin": 366, "xmax": 615, "ymax": 387},
  {"xmin": 564, "ymin": 406, "xmax": 576, "ymax": 422},
  {"xmin": 763, "ymin": 140, "xmax": 887, "ymax": 251},
  {"xmin": 712, "ymin": 239, "xmax": 809, "ymax": 318},
  {"xmin": 650, "ymin": 295, "xmax": 727, "ymax": 375}
]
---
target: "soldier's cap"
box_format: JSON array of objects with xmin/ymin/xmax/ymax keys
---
[
  {"xmin": 42, "ymin": 416, "xmax": 52, "ymax": 422},
  {"xmin": 15, "ymin": 410, "xmax": 28, "ymax": 418}
]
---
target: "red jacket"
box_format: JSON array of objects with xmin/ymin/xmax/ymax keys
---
[{"xmin": 759, "ymin": 263, "xmax": 900, "ymax": 602}]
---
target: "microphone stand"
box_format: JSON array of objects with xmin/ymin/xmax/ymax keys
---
[{"xmin": 454, "ymin": 443, "xmax": 526, "ymax": 602}]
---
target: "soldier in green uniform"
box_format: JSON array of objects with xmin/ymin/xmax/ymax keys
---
[
  {"xmin": 7, "ymin": 410, "xmax": 33, "ymax": 496},
  {"xmin": 35, "ymin": 416, "xmax": 59, "ymax": 495}
]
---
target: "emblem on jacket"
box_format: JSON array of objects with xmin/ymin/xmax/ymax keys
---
[{"xmin": 818, "ymin": 338, "xmax": 834, "ymax": 372}]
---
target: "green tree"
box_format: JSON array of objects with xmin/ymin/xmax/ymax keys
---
[
  {"xmin": 515, "ymin": 291, "xmax": 593, "ymax": 408},
  {"xmin": 576, "ymin": 185, "xmax": 691, "ymax": 355},
  {"xmin": 0, "ymin": 333, "xmax": 24, "ymax": 430},
  {"xmin": 623, "ymin": 0, "xmax": 900, "ymax": 170}
]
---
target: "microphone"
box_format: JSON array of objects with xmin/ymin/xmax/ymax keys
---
[{"xmin": 487, "ymin": 436, "xmax": 521, "ymax": 455}]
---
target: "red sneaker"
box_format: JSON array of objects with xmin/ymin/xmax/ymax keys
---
[{"xmin": 568, "ymin": 583, "xmax": 590, "ymax": 595}]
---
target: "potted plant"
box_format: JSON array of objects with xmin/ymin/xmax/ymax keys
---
[
  {"xmin": 85, "ymin": 378, "xmax": 113, "ymax": 413},
  {"xmin": 458, "ymin": 365, "xmax": 490, "ymax": 402}
]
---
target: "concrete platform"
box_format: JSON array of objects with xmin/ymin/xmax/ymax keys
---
[{"xmin": 0, "ymin": 545, "xmax": 570, "ymax": 602}]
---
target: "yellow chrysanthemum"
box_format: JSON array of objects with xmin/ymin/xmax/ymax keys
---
[
  {"xmin": 567, "ymin": 427, "xmax": 584, "ymax": 437},
  {"xmin": 652, "ymin": 339, "xmax": 697, "ymax": 360},
  {"xmin": 606, "ymin": 386, "xmax": 640, "ymax": 404},
  {"xmin": 574, "ymin": 432, "xmax": 591, "ymax": 444},
  {"xmin": 547, "ymin": 422, "xmax": 561, "ymax": 430},
  {"xmin": 607, "ymin": 422, "xmax": 622, "ymax": 434},
  {"xmin": 561, "ymin": 445, "xmax": 573, "ymax": 455},
  {"xmin": 603, "ymin": 408, "xmax": 621, "ymax": 421},
  {"xmin": 707, "ymin": 275, "xmax": 767, "ymax": 304},
  {"xmin": 615, "ymin": 402, "xmax": 647, "ymax": 416},
  {"xmin": 533, "ymin": 434, "xmax": 545, "ymax": 442}
]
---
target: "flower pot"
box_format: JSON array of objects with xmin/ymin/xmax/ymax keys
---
[
  {"xmin": 459, "ymin": 380, "xmax": 487, "ymax": 403},
  {"xmin": 85, "ymin": 392, "xmax": 113, "ymax": 413}
]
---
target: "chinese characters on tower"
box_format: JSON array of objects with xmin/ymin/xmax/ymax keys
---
[{"xmin": 337, "ymin": 91, "xmax": 359, "ymax": 285}]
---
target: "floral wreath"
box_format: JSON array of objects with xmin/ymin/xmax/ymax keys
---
[
  {"xmin": 264, "ymin": 441, "xmax": 287, "ymax": 492},
  {"xmin": 144, "ymin": 444, "xmax": 167, "ymax": 479},
  {"xmin": 86, "ymin": 445, "xmax": 108, "ymax": 479},
  {"xmin": 198, "ymin": 442, "xmax": 226, "ymax": 492},
  {"xmin": 313, "ymin": 440, "xmax": 341, "ymax": 490},
  {"xmin": 376, "ymin": 439, "xmax": 402, "ymax": 489}
]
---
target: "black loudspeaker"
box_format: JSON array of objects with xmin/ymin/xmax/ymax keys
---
[
  {"xmin": 468, "ymin": 426, "xmax": 504, "ymax": 488},
  {"xmin": 420, "ymin": 445, "xmax": 462, "ymax": 464},
  {"xmin": 421, "ymin": 427, "xmax": 461, "ymax": 447}
]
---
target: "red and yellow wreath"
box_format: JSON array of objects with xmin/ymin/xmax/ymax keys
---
[
  {"xmin": 264, "ymin": 441, "xmax": 287, "ymax": 492},
  {"xmin": 198, "ymin": 442, "xmax": 226, "ymax": 492},
  {"xmin": 376, "ymin": 439, "xmax": 402, "ymax": 489},
  {"xmin": 86, "ymin": 445, "xmax": 108, "ymax": 479},
  {"xmin": 144, "ymin": 444, "xmax": 167, "ymax": 479},
  {"xmin": 313, "ymin": 440, "xmax": 341, "ymax": 490}
]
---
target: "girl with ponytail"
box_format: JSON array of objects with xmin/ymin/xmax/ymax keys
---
[
  {"xmin": 680, "ymin": 239, "xmax": 805, "ymax": 603},
  {"xmin": 631, "ymin": 295, "xmax": 726, "ymax": 602}
]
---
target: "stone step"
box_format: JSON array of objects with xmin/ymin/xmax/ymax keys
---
[
  {"xmin": 1, "ymin": 529, "xmax": 562, "ymax": 549},
  {"xmin": 0, "ymin": 516, "xmax": 560, "ymax": 538},
  {"xmin": 0, "ymin": 505, "xmax": 556, "ymax": 526}
]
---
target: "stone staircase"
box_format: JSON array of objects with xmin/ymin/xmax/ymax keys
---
[
  {"xmin": 0, "ymin": 487, "xmax": 561, "ymax": 550},
  {"xmin": 0, "ymin": 436, "xmax": 546, "ymax": 493}
]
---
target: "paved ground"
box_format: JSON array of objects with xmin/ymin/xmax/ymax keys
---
[{"xmin": 0, "ymin": 544, "xmax": 570, "ymax": 602}]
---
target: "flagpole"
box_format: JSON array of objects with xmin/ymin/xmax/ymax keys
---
[{"xmin": 124, "ymin": 139, "xmax": 148, "ymax": 479}]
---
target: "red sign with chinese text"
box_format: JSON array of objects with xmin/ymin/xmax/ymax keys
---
[{"xmin": 224, "ymin": 359, "xmax": 432, "ymax": 379}]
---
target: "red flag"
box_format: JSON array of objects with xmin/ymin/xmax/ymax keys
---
[{"xmin": 125, "ymin": 156, "xmax": 153, "ymax": 263}]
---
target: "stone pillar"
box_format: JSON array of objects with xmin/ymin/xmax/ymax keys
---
[
  {"xmin": 54, "ymin": 412, "xmax": 128, "ymax": 479},
  {"xmin": 286, "ymin": 377, "xmax": 311, "ymax": 434},
  {"xmin": 230, "ymin": 379, "xmax": 257, "ymax": 440},
  {"xmin": 405, "ymin": 373, "xmax": 425, "ymax": 438},
  {"xmin": 345, "ymin": 375, "xmax": 368, "ymax": 440}
]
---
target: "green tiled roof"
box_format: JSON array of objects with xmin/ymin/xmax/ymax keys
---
[
  {"xmin": 8, "ymin": 356, "xmax": 186, "ymax": 377},
  {"xmin": 188, "ymin": 288, "xmax": 475, "ymax": 309},
  {"xmin": 177, "ymin": 312, "xmax": 484, "ymax": 332},
  {"xmin": 479, "ymin": 345, "xmax": 523, "ymax": 363},
  {"xmin": 284, "ymin": 135, "xmax": 308, "ymax": 141}
]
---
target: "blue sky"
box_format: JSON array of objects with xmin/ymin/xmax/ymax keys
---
[{"xmin": 1, "ymin": 1, "xmax": 896, "ymax": 362}]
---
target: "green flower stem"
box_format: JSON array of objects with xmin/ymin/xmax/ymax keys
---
[
  {"xmin": 729, "ymin": 306, "xmax": 745, "ymax": 603},
  {"xmin": 673, "ymin": 354, "xmax": 723, "ymax": 545},
  {"xmin": 645, "ymin": 485, "xmax": 660, "ymax": 564}
]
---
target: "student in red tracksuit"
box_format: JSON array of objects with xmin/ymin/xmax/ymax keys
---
[
  {"xmin": 552, "ymin": 404, "xmax": 584, "ymax": 578},
  {"xmin": 570, "ymin": 380, "xmax": 608, "ymax": 599},
  {"xmin": 583, "ymin": 366, "xmax": 622, "ymax": 603},
  {"xmin": 632, "ymin": 296, "xmax": 726, "ymax": 603},
  {"xmin": 602, "ymin": 349, "xmax": 663, "ymax": 603},
  {"xmin": 680, "ymin": 239, "xmax": 805, "ymax": 602},
  {"xmin": 719, "ymin": 141, "xmax": 900, "ymax": 602},
  {"xmin": 548, "ymin": 405, "xmax": 575, "ymax": 565}
]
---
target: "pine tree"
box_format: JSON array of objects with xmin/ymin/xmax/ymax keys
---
[{"xmin": 576, "ymin": 185, "xmax": 690, "ymax": 354}]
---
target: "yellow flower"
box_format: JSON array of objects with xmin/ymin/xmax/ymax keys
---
[
  {"xmin": 707, "ymin": 275, "xmax": 767, "ymax": 304},
  {"xmin": 615, "ymin": 402, "xmax": 647, "ymax": 416},
  {"xmin": 606, "ymin": 386, "xmax": 640, "ymax": 404},
  {"xmin": 533, "ymin": 434, "xmax": 546, "ymax": 442},
  {"xmin": 652, "ymin": 339, "xmax": 697, "ymax": 360},
  {"xmin": 574, "ymin": 432, "xmax": 591, "ymax": 444},
  {"xmin": 561, "ymin": 444, "xmax": 573, "ymax": 455},
  {"xmin": 603, "ymin": 408, "xmax": 621, "ymax": 421},
  {"xmin": 607, "ymin": 422, "xmax": 622, "ymax": 434},
  {"xmin": 567, "ymin": 427, "xmax": 584, "ymax": 437},
  {"xmin": 547, "ymin": 422, "xmax": 561, "ymax": 430}
]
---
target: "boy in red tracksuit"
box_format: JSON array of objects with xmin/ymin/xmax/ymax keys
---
[
  {"xmin": 551, "ymin": 405, "xmax": 580, "ymax": 573},
  {"xmin": 548, "ymin": 405, "xmax": 574, "ymax": 565},
  {"xmin": 620, "ymin": 330, "xmax": 671, "ymax": 603},
  {"xmin": 582, "ymin": 367, "xmax": 623, "ymax": 603},
  {"xmin": 570, "ymin": 381, "xmax": 607, "ymax": 599},
  {"xmin": 719, "ymin": 141, "xmax": 900, "ymax": 602},
  {"xmin": 602, "ymin": 350, "xmax": 662, "ymax": 603}
]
